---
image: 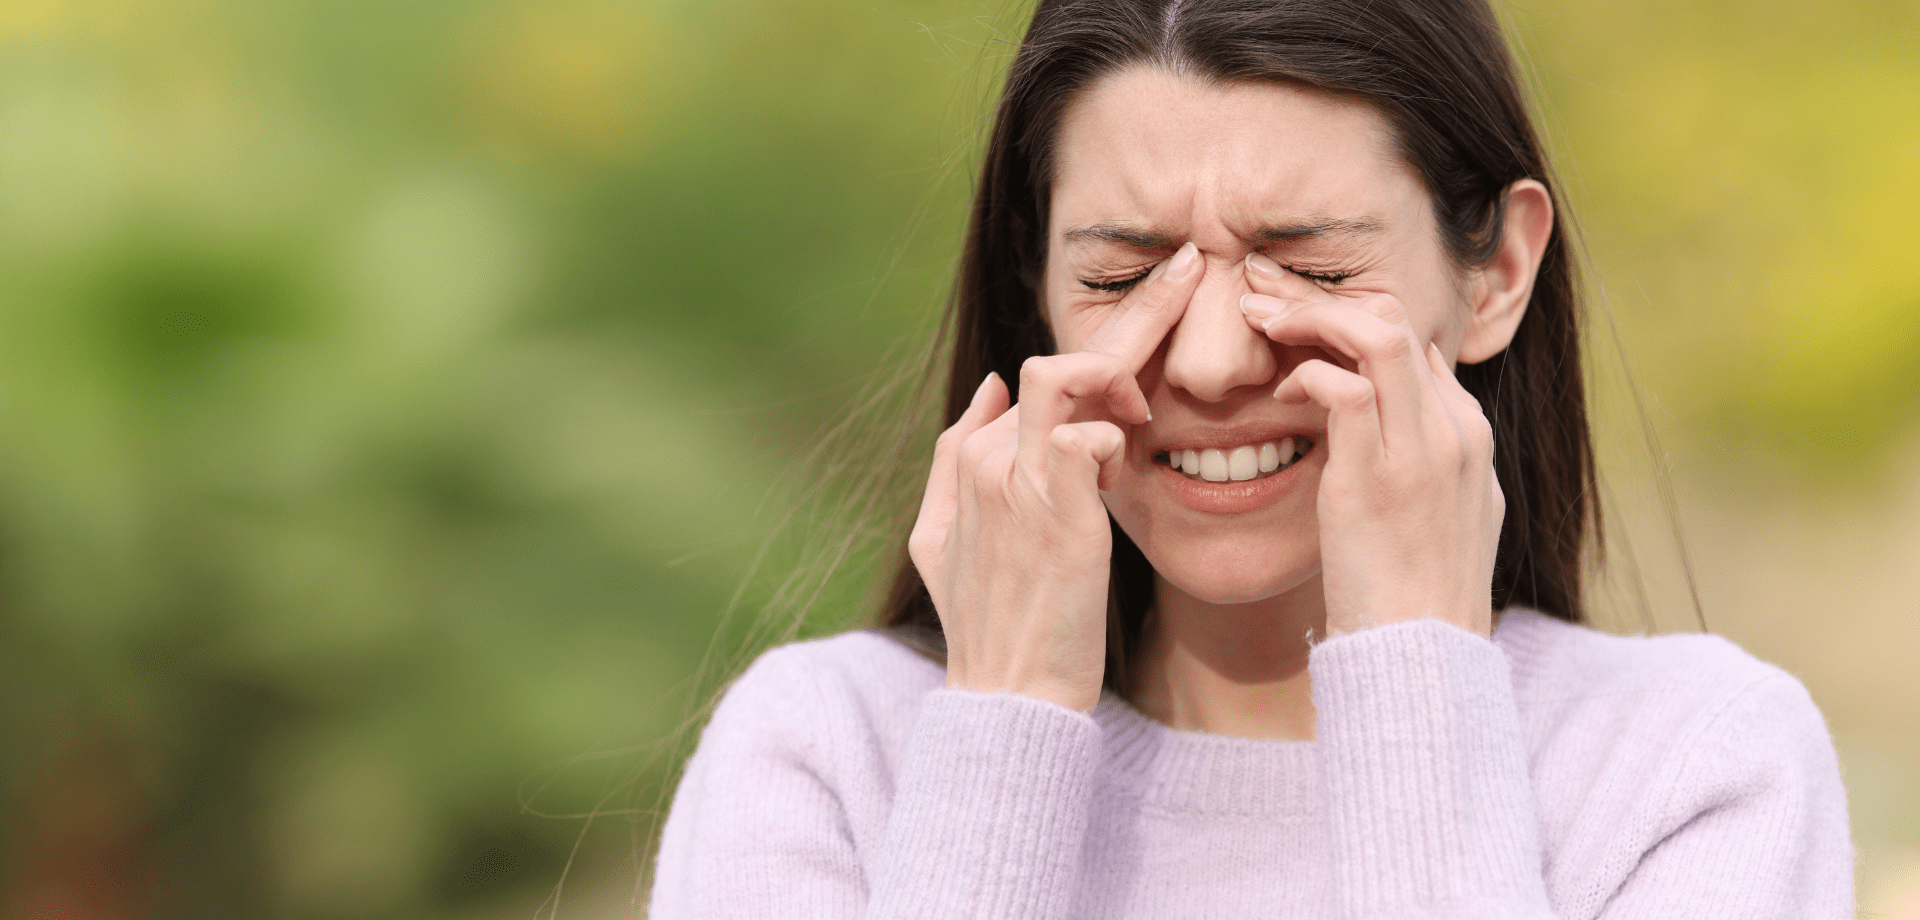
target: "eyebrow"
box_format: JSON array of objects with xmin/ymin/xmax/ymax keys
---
[
  {"xmin": 1061, "ymin": 221, "xmax": 1178, "ymax": 249},
  {"xmin": 1253, "ymin": 217, "xmax": 1385, "ymax": 242},
  {"xmin": 1061, "ymin": 216, "xmax": 1385, "ymax": 248}
]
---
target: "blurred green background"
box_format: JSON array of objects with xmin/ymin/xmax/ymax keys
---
[{"xmin": 0, "ymin": 0, "xmax": 1914, "ymax": 918}]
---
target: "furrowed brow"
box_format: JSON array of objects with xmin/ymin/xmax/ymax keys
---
[
  {"xmin": 1062, "ymin": 217, "xmax": 1384, "ymax": 249},
  {"xmin": 1061, "ymin": 222, "xmax": 1178, "ymax": 250},
  {"xmin": 1253, "ymin": 217, "xmax": 1385, "ymax": 242}
]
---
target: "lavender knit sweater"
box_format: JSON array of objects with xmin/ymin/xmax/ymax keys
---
[{"xmin": 647, "ymin": 610, "xmax": 1854, "ymax": 918}]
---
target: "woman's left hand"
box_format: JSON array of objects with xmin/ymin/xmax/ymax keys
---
[{"xmin": 1239, "ymin": 253, "xmax": 1502, "ymax": 639}]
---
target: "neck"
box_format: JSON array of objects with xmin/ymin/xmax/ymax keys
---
[{"xmin": 1124, "ymin": 574, "xmax": 1327, "ymax": 741}]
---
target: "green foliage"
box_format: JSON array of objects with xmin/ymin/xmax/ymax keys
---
[{"xmin": 0, "ymin": 0, "xmax": 1908, "ymax": 916}]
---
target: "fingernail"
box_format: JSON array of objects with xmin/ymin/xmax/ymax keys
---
[
  {"xmin": 1169, "ymin": 241, "xmax": 1199, "ymax": 274},
  {"xmin": 971, "ymin": 372, "xmax": 997, "ymax": 402},
  {"xmin": 1245, "ymin": 252, "xmax": 1283, "ymax": 280},
  {"xmin": 1240, "ymin": 292, "xmax": 1284, "ymax": 318},
  {"xmin": 1140, "ymin": 258, "xmax": 1171, "ymax": 290}
]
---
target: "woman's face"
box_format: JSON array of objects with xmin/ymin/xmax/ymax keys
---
[{"xmin": 1044, "ymin": 67, "xmax": 1476, "ymax": 606}]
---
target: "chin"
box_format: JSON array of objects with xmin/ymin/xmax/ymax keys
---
[
  {"xmin": 1103, "ymin": 459, "xmax": 1323, "ymax": 607},
  {"xmin": 1122, "ymin": 518, "xmax": 1320, "ymax": 606}
]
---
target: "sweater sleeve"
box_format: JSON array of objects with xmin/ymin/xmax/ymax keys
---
[
  {"xmin": 1310, "ymin": 618, "xmax": 1554, "ymax": 920},
  {"xmin": 1596, "ymin": 669, "xmax": 1855, "ymax": 919},
  {"xmin": 867, "ymin": 689, "xmax": 1102, "ymax": 918},
  {"xmin": 1307, "ymin": 618, "xmax": 1855, "ymax": 920},
  {"xmin": 647, "ymin": 645, "xmax": 1102, "ymax": 920}
]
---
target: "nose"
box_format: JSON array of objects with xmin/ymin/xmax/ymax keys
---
[{"xmin": 1160, "ymin": 255, "xmax": 1278, "ymax": 402}]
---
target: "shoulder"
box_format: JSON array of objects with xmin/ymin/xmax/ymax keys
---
[
  {"xmin": 728, "ymin": 628, "xmax": 947, "ymax": 717},
  {"xmin": 1495, "ymin": 608, "xmax": 1817, "ymax": 725},
  {"xmin": 702, "ymin": 628, "xmax": 947, "ymax": 781},
  {"xmin": 1494, "ymin": 611, "xmax": 1853, "ymax": 911},
  {"xmin": 1495, "ymin": 608, "xmax": 1844, "ymax": 821},
  {"xmin": 651, "ymin": 631, "xmax": 948, "ymax": 916}
]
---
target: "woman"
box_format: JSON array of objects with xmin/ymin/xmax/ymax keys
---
[{"xmin": 647, "ymin": 0, "xmax": 1855, "ymax": 916}]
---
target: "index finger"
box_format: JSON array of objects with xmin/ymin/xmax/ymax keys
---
[
  {"xmin": 1077, "ymin": 241, "xmax": 1203, "ymax": 372},
  {"xmin": 916, "ymin": 372, "xmax": 1009, "ymax": 535}
]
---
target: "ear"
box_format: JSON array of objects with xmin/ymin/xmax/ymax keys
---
[{"xmin": 1458, "ymin": 179, "xmax": 1554, "ymax": 364}]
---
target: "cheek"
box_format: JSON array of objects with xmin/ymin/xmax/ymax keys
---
[
  {"xmin": 1043, "ymin": 292, "xmax": 1120, "ymax": 354},
  {"xmin": 1053, "ymin": 316, "xmax": 1100, "ymax": 354},
  {"xmin": 1396, "ymin": 260, "xmax": 1477, "ymax": 347}
]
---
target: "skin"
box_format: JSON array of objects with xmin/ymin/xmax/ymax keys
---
[{"xmin": 910, "ymin": 66, "xmax": 1554, "ymax": 739}]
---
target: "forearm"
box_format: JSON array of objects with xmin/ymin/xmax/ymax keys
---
[
  {"xmin": 866, "ymin": 689, "xmax": 1101, "ymax": 919},
  {"xmin": 1310, "ymin": 618, "xmax": 1552, "ymax": 919}
]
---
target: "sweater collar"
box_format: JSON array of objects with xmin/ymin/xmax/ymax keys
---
[
  {"xmin": 1091, "ymin": 690, "xmax": 1321, "ymax": 817},
  {"xmin": 1085, "ymin": 608, "xmax": 1550, "ymax": 818}
]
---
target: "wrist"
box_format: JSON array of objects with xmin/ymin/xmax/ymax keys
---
[
  {"xmin": 945, "ymin": 676, "xmax": 1100, "ymax": 716},
  {"xmin": 1324, "ymin": 604, "xmax": 1493, "ymax": 640}
]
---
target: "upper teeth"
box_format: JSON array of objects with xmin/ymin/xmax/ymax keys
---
[{"xmin": 1165, "ymin": 438, "xmax": 1311, "ymax": 482}]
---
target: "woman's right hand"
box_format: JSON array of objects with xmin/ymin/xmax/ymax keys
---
[{"xmin": 908, "ymin": 242, "xmax": 1203, "ymax": 714}]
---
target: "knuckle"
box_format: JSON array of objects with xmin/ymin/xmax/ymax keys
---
[
  {"xmin": 1460, "ymin": 386, "xmax": 1488, "ymax": 413},
  {"xmin": 907, "ymin": 530, "xmax": 936, "ymax": 567},
  {"xmin": 1468, "ymin": 416, "xmax": 1496, "ymax": 453},
  {"xmin": 974, "ymin": 448, "xmax": 1013, "ymax": 487},
  {"xmin": 1368, "ymin": 328, "xmax": 1414, "ymax": 361},
  {"xmin": 1343, "ymin": 378, "xmax": 1376, "ymax": 409},
  {"xmin": 1368, "ymin": 294, "xmax": 1410, "ymax": 324},
  {"xmin": 1048, "ymin": 424, "xmax": 1085, "ymax": 453},
  {"xmin": 1020, "ymin": 355, "xmax": 1055, "ymax": 387},
  {"xmin": 934, "ymin": 425, "xmax": 966, "ymax": 454},
  {"xmin": 968, "ymin": 463, "xmax": 998, "ymax": 502},
  {"xmin": 958, "ymin": 428, "xmax": 996, "ymax": 467}
]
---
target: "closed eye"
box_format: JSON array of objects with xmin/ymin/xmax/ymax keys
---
[
  {"xmin": 1082, "ymin": 264, "xmax": 1348, "ymax": 291},
  {"xmin": 1079, "ymin": 268, "xmax": 1153, "ymax": 293},
  {"xmin": 1290, "ymin": 267, "xmax": 1351, "ymax": 285}
]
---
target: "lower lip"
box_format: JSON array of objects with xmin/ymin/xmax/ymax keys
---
[{"xmin": 1157, "ymin": 450, "xmax": 1314, "ymax": 514}]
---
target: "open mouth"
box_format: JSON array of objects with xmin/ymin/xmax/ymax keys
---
[{"xmin": 1154, "ymin": 437, "xmax": 1314, "ymax": 483}]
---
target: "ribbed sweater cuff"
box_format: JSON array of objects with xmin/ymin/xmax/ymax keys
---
[
  {"xmin": 869, "ymin": 688, "xmax": 1100, "ymax": 920},
  {"xmin": 1310, "ymin": 619, "xmax": 1551, "ymax": 919}
]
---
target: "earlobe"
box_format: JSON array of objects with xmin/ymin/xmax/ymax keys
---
[{"xmin": 1458, "ymin": 179, "xmax": 1554, "ymax": 365}]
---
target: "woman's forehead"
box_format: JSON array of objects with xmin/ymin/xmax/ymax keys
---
[{"xmin": 1049, "ymin": 67, "xmax": 1423, "ymax": 245}]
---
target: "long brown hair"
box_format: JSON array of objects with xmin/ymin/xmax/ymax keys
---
[{"xmin": 875, "ymin": 0, "xmax": 1596, "ymax": 695}]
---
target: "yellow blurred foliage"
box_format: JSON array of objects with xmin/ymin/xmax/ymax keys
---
[{"xmin": 457, "ymin": 0, "xmax": 671, "ymax": 164}]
